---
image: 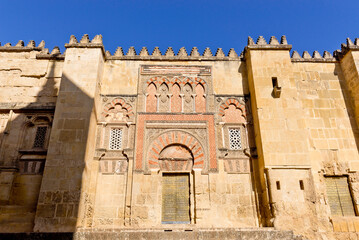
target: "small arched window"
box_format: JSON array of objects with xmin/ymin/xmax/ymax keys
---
[{"xmin": 22, "ymin": 116, "xmax": 51, "ymax": 150}]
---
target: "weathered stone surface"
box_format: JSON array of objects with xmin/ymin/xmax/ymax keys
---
[{"xmin": 1, "ymin": 34, "xmax": 359, "ymax": 240}]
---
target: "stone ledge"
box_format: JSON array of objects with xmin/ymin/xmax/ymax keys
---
[
  {"xmin": 0, "ymin": 47, "xmax": 43, "ymax": 52},
  {"xmin": 36, "ymin": 54, "xmax": 65, "ymax": 60},
  {"xmin": 245, "ymin": 44, "xmax": 292, "ymax": 51},
  {"xmin": 0, "ymin": 102, "xmax": 56, "ymax": 111},
  {"xmin": 0, "ymin": 228, "xmax": 305, "ymax": 240},
  {"xmin": 291, "ymin": 58, "xmax": 338, "ymax": 63},
  {"xmin": 137, "ymin": 112, "xmax": 215, "ymax": 116}
]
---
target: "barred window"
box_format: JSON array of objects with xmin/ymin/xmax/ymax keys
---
[
  {"xmin": 109, "ymin": 128, "xmax": 122, "ymax": 150},
  {"xmin": 33, "ymin": 126, "xmax": 47, "ymax": 148},
  {"xmin": 229, "ymin": 128, "xmax": 241, "ymax": 150}
]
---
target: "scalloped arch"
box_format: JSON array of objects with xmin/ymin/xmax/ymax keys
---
[
  {"xmin": 219, "ymin": 98, "xmax": 246, "ymax": 117},
  {"xmin": 146, "ymin": 76, "xmax": 170, "ymax": 86},
  {"xmin": 147, "ymin": 130, "xmax": 205, "ymax": 170},
  {"xmin": 102, "ymin": 98, "xmax": 134, "ymax": 118}
]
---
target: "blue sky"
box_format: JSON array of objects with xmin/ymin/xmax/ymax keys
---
[{"xmin": 1, "ymin": 0, "xmax": 358, "ymax": 56}]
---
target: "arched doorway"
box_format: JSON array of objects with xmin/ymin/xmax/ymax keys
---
[{"xmin": 159, "ymin": 144, "xmax": 192, "ymax": 224}]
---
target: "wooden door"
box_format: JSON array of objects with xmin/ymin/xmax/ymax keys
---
[{"xmin": 162, "ymin": 173, "xmax": 190, "ymax": 224}]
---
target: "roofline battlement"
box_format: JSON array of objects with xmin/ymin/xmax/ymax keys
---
[
  {"xmin": 0, "ymin": 40, "xmax": 46, "ymax": 53},
  {"xmin": 0, "ymin": 34, "xmax": 358, "ymax": 62},
  {"xmin": 105, "ymin": 46, "xmax": 244, "ymax": 61},
  {"xmin": 245, "ymin": 35, "xmax": 292, "ymax": 50},
  {"xmin": 291, "ymin": 50, "xmax": 337, "ymax": 63}
]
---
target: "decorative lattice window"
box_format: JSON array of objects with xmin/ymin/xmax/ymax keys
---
[
  {"xmin": 325, "ymin": 176, "xmax": 356, "ymax": 216},
  {"xmin": 229, "ymin": 128, "xmax": 241, "ymax": 150},
  {"xmin": 33, "ymin": 126, "xmax": 47, "ymax": 148},
  {"xmin": 109, "ymin": 128, "xmax": 122, "ymax": 150}
]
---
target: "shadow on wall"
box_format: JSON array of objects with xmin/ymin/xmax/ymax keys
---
[
  {"xmin": 237, "ymin": 60, "xmax": 267, "ymax": 227},
  {"xmin": 336, "ymin": 63, "xmax": 359, "ymax": 153},
  {"xmin": 0, "ymin": 58, "xmax": 94, "ymax": 234}
]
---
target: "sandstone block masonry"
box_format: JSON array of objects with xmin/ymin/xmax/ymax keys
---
[{"xmin": 0, "ymin": 34, "xmax": 359, "ymax": 239}]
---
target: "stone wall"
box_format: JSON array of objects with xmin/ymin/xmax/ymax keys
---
[
  {"xmin": 1, "ymin": 34, "xmax": 359, "ymax": 239},
  {"xmin": 246, "ymin": 36, "xmax": 359, "ymax": 239},
  {"xmin": 0, "ymin": 43, "xmax": 62, "ymax": 232}
]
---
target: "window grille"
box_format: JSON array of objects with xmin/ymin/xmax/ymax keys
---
[
  {"xmin": 325, "ymin": 176, "xmax": 355, "ymax": 216},
  {"xmin": 229, "ymin": 128, "xmax": 241, "ymax": 150},
  {"xmin": 109, "ymin": 128, "xmax": 122, "ymax": 150},
  {"xmin": 33, "ymin": 126, "xmax": 47, "ymax": 148}
]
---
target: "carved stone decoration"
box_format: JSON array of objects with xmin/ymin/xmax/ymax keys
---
[
  {"xmin": 144, "ymin": 76, "xmax": 208, "ymax": 113},
  {"xmin": 219, "ymin": 98, "xmax": 247, "ymax": 123},
  {"xmin": 99, "ymin": 160, "xmax": 128, "ymax": 174},
  {"xmin": 147, "ymin": 130, "xmax": 205, "ymax": 171},
  {"xmin": 223, "ymin": 159, "xmax": 250, "ymax": 173},
  {"xmin": 21, "ymin": 115, "xmax": 53, "ymax": 150},
  {"xmin": 0, "ymin": 113, "xmax": 10, "ymax": 134},
  {"xmin": 102, "ymin": 98, "xmax": 134, "ymax": 122},
  {"xmin": 158, "ymin": 83, "xmax": 170, "ymax": 112},
  {"xmin": 19, "ymin": 161, "xmax": 44, "ymax": 174},
  {"xmin": 171, "ymin": 83, "xmax": 181, "ymax": 112},
  {"xmin": 183, "ymin": 83, "xmax": 193, "ymax": 113},
  {"xmin": 158, "ymin": 145, "xmax": 193, "ymax": 171}
]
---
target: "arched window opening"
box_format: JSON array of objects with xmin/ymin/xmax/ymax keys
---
[{"xmin": 21, "ymin": 117, "xmax": 51, "ymax": 150}]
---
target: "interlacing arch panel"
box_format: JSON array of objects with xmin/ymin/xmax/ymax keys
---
[
  {"xmin": 102, "ymin": 98, "xmax": 134, "ymax": 121},
  {"xmin": 147, "ymin": 131, "xmax": 205, "ymax": 171},
  {"xmin": 219, "ymin": 98, "xmax": 247, "ymax": 123},
  {"xmin": 145, "ymin": 76, "xmax": 207, "ymax": 113},
  {"xmin": 146, "ymin": 76, "xmax": 206, "ymax": 87}
]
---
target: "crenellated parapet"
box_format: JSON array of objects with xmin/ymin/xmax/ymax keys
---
[
  {"xmin": 0, "ymin": 39, "xmax": 65, "ymax": 60},
  {"xmin": 333, "ymin": 37, "xmax": 359, "ymax": 59},
  {"xmin": 0, "ymin": 40, "xmax": 47, "ymax": 53},
  {"xmin": 1, "ymin": 34, "xmax": 358, "ymax": 63},
  {"xmin": 105, "ymin": 46, "xmax": 243, "ymax": 61},
  {"xmin": 65, "ymin": 34, "xmax": 103, "ymax": 46},
  {"xmin": 64, "ymin": 34, "xmax": 105, "ymax": 55},
  {"xmin": 245, "ymin": 35, "xmax": 292, "ymax": 50},
  {"xmin": 290, "ymin": 50, "xmax": 337, "ymax": 62},
  {"xmin": 36, "ymin": 45, "xmax": 65, "ymax": 60}
]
